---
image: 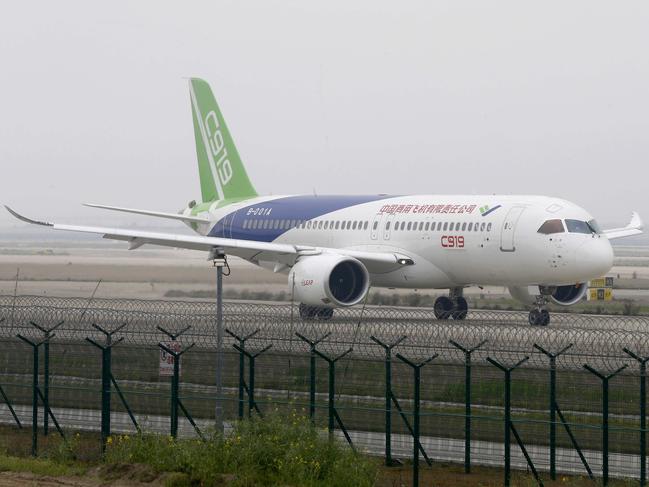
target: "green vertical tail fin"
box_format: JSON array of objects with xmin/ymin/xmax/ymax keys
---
[{"xmin": 188, "ymin": 78, "xmax": 258, "ymax": 202}]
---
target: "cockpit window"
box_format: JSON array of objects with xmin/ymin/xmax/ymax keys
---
[
  {"xmin": 565, "ymin": 219, "xmax": 593, "ymax": 234},
  {"xmin": 587, "ymin": 219, "xmax": 602, "ymax": 234},
  {"xmin": 537, "ymin": 219, "xmax": 564, "ymax": 234}
]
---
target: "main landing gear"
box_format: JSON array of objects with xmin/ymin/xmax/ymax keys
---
[
  {"xmin": 299, "ymin": 303, "xmax": 334, "ymax": 321},
  {"xmin": 528, "ymin": 288, "xmax": 552, "ymax": 326},
  {"xmin": 434, "ymin": 289, "xmax": 468, "ymax": 320}
]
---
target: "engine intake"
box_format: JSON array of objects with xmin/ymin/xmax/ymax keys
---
[
  {"xmin": 550, "ymin": 283, "xmax": 588, "ymax": 306},
  {"xmin": 508, "ymin": 283, "xmax": 588, "ymax": 306},
  {"xmin": 289, "ymin": 254, "xmax": 370, "ymax": 307}
]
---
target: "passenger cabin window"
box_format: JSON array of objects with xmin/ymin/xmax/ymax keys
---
[
  {"xmin": 373, "ymin": 221, "xmax": 378, "ymax": 230},
  {"xmin": 537, "ymin": 219, "xmax": 564, "ymax": 234},
  {"xmin": 566, "ymin": 219, "xmax": 593, "ymax": 234}
]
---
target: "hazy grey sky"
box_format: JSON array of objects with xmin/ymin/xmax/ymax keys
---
[{"xmin": 1, "ymin": 1, "xmax": 647, "ymax": 229}]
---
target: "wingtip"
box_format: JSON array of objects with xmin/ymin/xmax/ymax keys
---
[
  {"xmin": 4, "ymin": 205, "xmax": 53, "ymax": 226},
  {"xmin": 631, "ymin": 211, "xmax": 644, "ymax": 231}
]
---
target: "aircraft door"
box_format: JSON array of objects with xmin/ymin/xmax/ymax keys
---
[
  {"xmin": 499, "ymin": 206, "xmax": 525, "ymax": 252},
  {"xmin": 370, "ymin": 214, "xmax": 382, "ymax": 240},
  {"xmin": 382, "ymin": 214, "xmax": 395, "ymax": 240}
]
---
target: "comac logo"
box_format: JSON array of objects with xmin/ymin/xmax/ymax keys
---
[{"xmin": 204, "ymin": 111, "xmax": 233, "ymax": 186}]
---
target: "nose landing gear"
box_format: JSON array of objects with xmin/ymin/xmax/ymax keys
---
[
  {"xmin": 528, "ymin": 308, "xmax": 550, "ymax": 326},
  {"xmin": 528, "ymin": 291, "xmax": 551, "ymax": 326},
  {"xmin": 434, "ymin": 290, "xmax": 468, "ymax": 320}
]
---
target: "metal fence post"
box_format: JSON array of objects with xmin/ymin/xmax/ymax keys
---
[
  {"xmin": 486, "ymin": 356, "xmax": 530, "ymax": 487},
  {"xmin": 86, "ymin": 323, "xmax": 127, "ymax": 453},
  {"xmin": 450, "ymin": 339, "xmax": 487, "ymax": 473},
  {"xmin": 313, "ymin": 347, "xmax": 354, "ymax": 443},
  {"xmin": 17, "ymin": 334, "xmax": 42, "ymax": 456},
  {"xmin": 226, "ymin": 329, "xmax": 260, "ymax": 419},
  {"xmin": 296, "ymin": 332, "xmax": 332, "ymax": 423},
  {"xmin": 583, "ymin": 363, "xmax": 628, "ymax": 486},
  {"xmin": 370, "ymin": 335, "xmax": 407, "ymax": 466},
  {"xmin": 158, "ymin": 340, "xmax": 196, "ymax": 438},
  {"xmin": 623, "ymin": 348, "xmax": 649, "ymax": 487},
  {"xmin": 29, "ymin": 320, "xmax": 64, "ymax": 436},
  {"xmin": 533, "ymin": 343, "xmax": 573, "ymax": 480},
  {"xmin": 232, "ymin": 343, "xmax": 273, "ymax": 417},
  {"xmin": 395, "ymin": 352, "xmax": 438, "ymax": 487}
]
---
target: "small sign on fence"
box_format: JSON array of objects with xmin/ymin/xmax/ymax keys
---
[{"xmin": 159, "ymin": 341, "xmax": 182, "ymax": 377}]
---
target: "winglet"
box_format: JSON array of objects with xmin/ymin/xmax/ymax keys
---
[
  {"xmin": 630, "ymin": 211, "xmax": 644, "ymax": 231},
  {"xmin": 4, "ymin": 206, "xmax": 53, "ymax": 227}
]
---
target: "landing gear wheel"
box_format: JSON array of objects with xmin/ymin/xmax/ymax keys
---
[
  {"xmin": 529, "ymin": 309, "xmax": 541, "ymax": 326},
  {"xmin": 451, "ymin": 297, "xmax": 468, "ymax": 320},
  {"xmin": 317, "ymin": 307, "xmax": 334, "ymax": 320},
  {"xmin": 299, "ymin": 303, "xmax": 317, "ymax": 320},
  {"xmin": 540, "ymin": 309, "xmax": 550, "ymax": 326},
  {"xmin": 528, "ymin": 309, "xmax": 551, "ymax": 326},
  {"xmin": 434, "ymin": 296, "xmax": 454, "ymax": 320}
]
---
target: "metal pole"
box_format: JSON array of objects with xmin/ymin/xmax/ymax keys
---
[
  {"xmin": 101, "ymin": 346, "xmax": 111, "ymax": 451},
  {"xmin": 215, "ymin": 262, "xmax": 224, "ymax": 433},
  {"xmin": 43, "ymin": 340, "xmax": 49, "ymax": 436},
  {"xmin": 486, "ymin": 355, "xmax": 529, "ymax": 487},
  {"xmin": 396, "ymin": 352, "xmax": 438, "ymax": 487},
  {"xmin": 642, "ymin": 362, "xmax": 646, "ymax": 487},
  {"xmin": 504, "ymin": 369, "xmax": 511, "ymax": 487},
  {"xmin": 171, "ymin": 354, "xmax": 179, "ymax": 437},
  {"xmin": 413, "ymin": 365, "xmax": 420, "ymax": 487},
  {"xmin": 533, "ymin": 342, "xmax": 573, "ymax": 481},
  {"xmin": 603, "ymin": 376, "xmax": 609, "ymax": 485},
  {"xmin": 248, "ymin": 355, "xmax": 255, "ymax": 418},
  {"xmin": 310, "ymin": 349, "xmax": 317, "ymax": 421},
  {"xmin": 370, "ymin": 335, "xmax": 407, "ymax": 467},
  {"xmin": 386, "ymin": 346, "xmax": 393, "ymax": 465},
  {"xmin": 583, "ymin": 363, "xmax": 627, "ymax": 487},
  {"xmin": 328, "ymin": 359, "xmax": 335, "ymax": 438},
  {"xmin": 449, "ymin": 339, "xmax": 487, "ymax": 474},
  {"xmin": 623, "ymin": 347, "xmax": 648, "ymax": 487},
  {"xmin": 465, "ymin": 350, "xmax": 472, "ymax": 473},
  {"xmin": 549, "ymin": 355, "xmax": 556, "ymax": 480},
  {"xmin": 239, "ymin": 340, "xmax": 245, "ymax": 419},
  {"xmin": 32, "ymin": 344, "xmax": 38, "ymax": 457}
]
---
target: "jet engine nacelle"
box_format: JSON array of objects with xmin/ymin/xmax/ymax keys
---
[
  {"xmin": 508, "ymin": 283, "xmax": 588, "ymax": 306},
  {"xmin": 289, "ymin": 254, "xmax": 370, "ymax": 307}
]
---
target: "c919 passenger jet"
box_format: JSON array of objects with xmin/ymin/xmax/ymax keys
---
[{"xmin": 6, "ymin": 79, "xmax": 645, "ymax": 326}]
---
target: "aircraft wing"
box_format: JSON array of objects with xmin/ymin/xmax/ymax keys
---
[
  {"xmin": 4, "ymin": 206, "xmax": 412, "ymax": 268},
  {"xmin": 83, "ymin": 203, "xmax": 211, "ymax": 224},
  {"xmin": 603, "ymin": 211, "xmax": 644, "ymax": 240}
]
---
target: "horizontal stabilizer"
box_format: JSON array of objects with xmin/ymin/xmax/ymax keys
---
[{"xmin": 83, "ymin": 203, "xmax": 211, "ymax": 224}]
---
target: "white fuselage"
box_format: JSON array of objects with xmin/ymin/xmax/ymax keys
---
[{"xmin": 192, "ymin": 194, "xmax": 614, "ymax": 290}]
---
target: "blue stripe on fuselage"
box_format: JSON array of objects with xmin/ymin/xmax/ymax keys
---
[{"xmin": 208, "ymin": 195, "xmax": 394, "ymax": 242}]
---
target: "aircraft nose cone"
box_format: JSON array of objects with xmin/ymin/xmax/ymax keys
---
[{"xmin": 575, "ymin": 237, "xmax": 614, "ymax": 279}]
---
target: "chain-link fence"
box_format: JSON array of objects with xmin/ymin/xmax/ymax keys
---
[{"xmin": 1, "ymin": 295, "xmax": 649, "ymax": 486}]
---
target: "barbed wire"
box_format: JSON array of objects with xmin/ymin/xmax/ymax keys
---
[{"xmin": 1, "ymin": 295, "xmax": 649, "ymax": 370}]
